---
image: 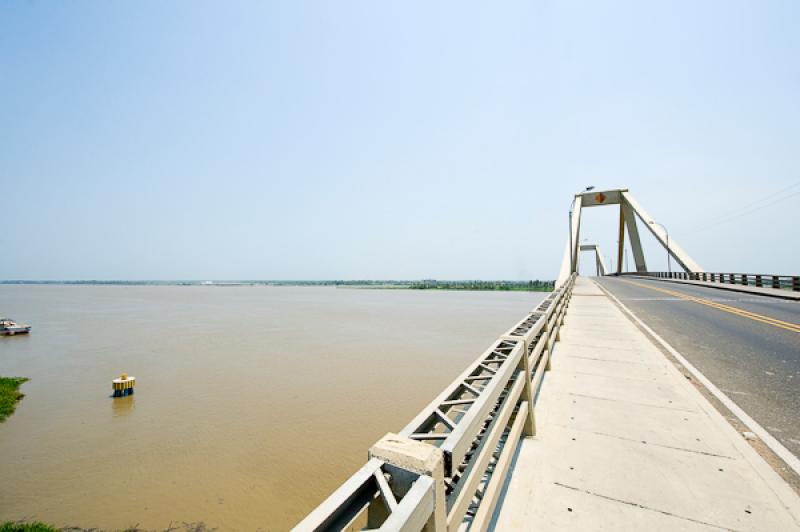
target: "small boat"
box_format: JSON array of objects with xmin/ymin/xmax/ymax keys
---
[{"xmin": 0, "ymin": 318, "xmax": 31, "ymax": 336}]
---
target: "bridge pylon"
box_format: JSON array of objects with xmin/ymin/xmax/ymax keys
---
[
  {"xmin": 557, "ymin": 188, "xmax": 702, "ymax": 287},
  {"xmin": 578, "ymin": 243, "xmax": 608, "ymax": 276}
]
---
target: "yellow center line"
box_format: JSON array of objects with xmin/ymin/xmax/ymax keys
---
[{"xmin": 620, "ymin": 279, "xmax": 800, "ymax": 334}]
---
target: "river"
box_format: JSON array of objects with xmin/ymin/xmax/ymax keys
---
[{"xmin": 0, "ymin": 284, "xmax": 544, "ymax": 530}]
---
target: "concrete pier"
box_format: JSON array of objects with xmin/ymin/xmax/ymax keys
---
[{"xmin": 493, "ymin": 277, "xmax": 800, "ymax": 531}]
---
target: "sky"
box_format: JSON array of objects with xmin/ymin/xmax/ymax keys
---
[{"xmin": 1, "ymin": 1, "xmax": 798, "ymax": 280}]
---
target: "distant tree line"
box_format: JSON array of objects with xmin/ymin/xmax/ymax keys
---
[
  {"xmin": 408, "ymin": 280, "xmax": 554, "ymax": 292},
  {"xmin": 0, "ymin": 279, "xmax": 556, "ymax": 291}
]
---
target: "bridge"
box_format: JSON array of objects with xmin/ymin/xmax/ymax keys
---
[{"xmin": 294, "ymin": 189, "xmax": 800, "ymax": 531}]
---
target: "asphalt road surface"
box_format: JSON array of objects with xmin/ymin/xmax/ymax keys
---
[{"xmin": 595, "ymin": 276, "xmax": 800, "ymax": 457}]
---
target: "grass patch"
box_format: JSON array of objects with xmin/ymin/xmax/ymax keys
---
[
  {"xmin": 0, "ymin": 522, "xmax": 59, "ymax": 532},
  {"xmin": 1, "ymin": 522, "xmax": 216, "ymax": 532},
  {"xmin": 0, "ymin": 377, "xmax": 29, "ymax": 422}
]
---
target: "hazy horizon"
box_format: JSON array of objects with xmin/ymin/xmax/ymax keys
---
[{"xmin": 2, "ymin": 1, "xmax": 798, "ymax": 279}]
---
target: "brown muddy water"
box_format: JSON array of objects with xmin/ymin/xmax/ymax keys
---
[{"xmin": 0, "ymin": 285, "xmax": 545, "ymax": 531}]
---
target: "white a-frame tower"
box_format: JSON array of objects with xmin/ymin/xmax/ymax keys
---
[{"xmin": 557, "ymin": 189, "xmax": 702, "ymax": 287}]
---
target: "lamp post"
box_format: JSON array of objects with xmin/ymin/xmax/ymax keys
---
[{"xmin": 649, "ymin": 221, "xmax": 671, "ymax": 274}]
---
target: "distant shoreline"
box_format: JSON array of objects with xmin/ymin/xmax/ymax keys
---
[{"xmin": 0, "ymin": 280, "xmax": 555, "ymax": 292}]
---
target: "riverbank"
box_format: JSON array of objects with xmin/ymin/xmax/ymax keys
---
[{"xmin": 0, "ymin": 377, "xmax": 28, "ymax": 422}]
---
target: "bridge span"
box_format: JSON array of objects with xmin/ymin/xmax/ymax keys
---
[{"xmin": 294, "ymin": 189, "xmax": 800, "ymax": 531}]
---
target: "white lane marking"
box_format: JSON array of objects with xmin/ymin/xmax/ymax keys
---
[
  {"xmin": 722, "ymin": 389, "xmax": 753, "ymax": 396},
  {"xmin": 596, "ymin": 281, "xmax": 800, "ymax": 477}
]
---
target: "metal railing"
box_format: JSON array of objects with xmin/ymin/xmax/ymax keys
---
[
  {"xmin": 621, "ymin": 271, "xmax": 800, "ymax": 291},
  {"xmin": 294, "ymin": 274, "xmax": 577, "ymax": 532}
]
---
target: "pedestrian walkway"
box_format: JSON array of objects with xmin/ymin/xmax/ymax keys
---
[{"xmin": 492, "ymin": 277, "xmax": 800, "ymax": 531}]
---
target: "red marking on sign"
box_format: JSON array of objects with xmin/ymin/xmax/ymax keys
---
[{"xmin": 595, "ymin": 192, "xmax": 606, "ymax": 203}]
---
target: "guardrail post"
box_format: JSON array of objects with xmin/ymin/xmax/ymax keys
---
[
  {"xmin": 542, "ymin": 318, "xmax": 552, "ymax": 371},
  {"xmin": 793, "ymin": 277, "xmax": 800, "ymax": 291},
  {"xmin": 742, "ymin": 274, "xmax": 748, "ymax": 286},
  {"xmin": 500, "ymin": 335, "xmax": 538, "ymax": 437},
  {"xmin": 729, "ymin": 274, "xmax": 735, "ymax": 284},
  {"xmin": 756, "ymin": 275, "xmax": 762, "ymax": 287},
  {"xmin": 772, "ymin": 276, "xmax": 780, "ymax": 289},
  {"xmin": 369, "ymin": 434, "xmax": 446, "ymax": 531},
  {"xmin": 521, "ymin": 340, "xmax": 537, "ymax": 436}
]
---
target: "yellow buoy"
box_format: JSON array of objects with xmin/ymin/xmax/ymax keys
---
[{"xmin": 112, "ymin": 373, "xmax": 136, "ymax": 397}]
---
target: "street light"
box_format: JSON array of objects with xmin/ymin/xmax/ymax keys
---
[
  {"xmin": 569, "ymin": 186, "xmax": 595, "ymax": 273},
  {"xmin": 649, "ymin": 221, "xmax": 671, "ymax": 274}
]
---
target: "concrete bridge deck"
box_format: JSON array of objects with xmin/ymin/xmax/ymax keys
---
[{"xmin": 493, "ymin": 277, "xmax": 800, "ymax": 531}]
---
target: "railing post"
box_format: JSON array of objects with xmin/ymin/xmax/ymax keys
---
[
  {"xmin": 729, "ymin": 274, "xmax": 735, "ymax": 284},
  {"xmin": 542, "ymin": 317, "xmax": 551, "ymax": 371},
  {"xmin": 742, "ymin": 274, "xmax": 748, "ymax": 286},
  {"xmin": 369, "ymin": 434, "xmax": 446, "ymax": 531},
  {"xmin": 755, "ymin": 275, "xmax": 762, "ymax": 287},
  {"xmin": 501, "ymin": 336, "xmax": 538, "ymax": 437},
  {"xmin": 793, "ymin": 277, "xmax": 800, "ymax": 292},
  {"xmin": 772, "ymin": 276, "xmax": 780, "ymax": 289},
  {"xmin": 521, "ymin": 340, "xmax": 536, "ymax": 436}
]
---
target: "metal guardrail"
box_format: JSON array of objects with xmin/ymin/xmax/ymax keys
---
[
  {"xmin": 294, "ymin": 274, "xmax": 577, "ymax": 532},
  {"xmin": 622, "ymin": 271, "xmax": 800, "ymax": 291}
]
